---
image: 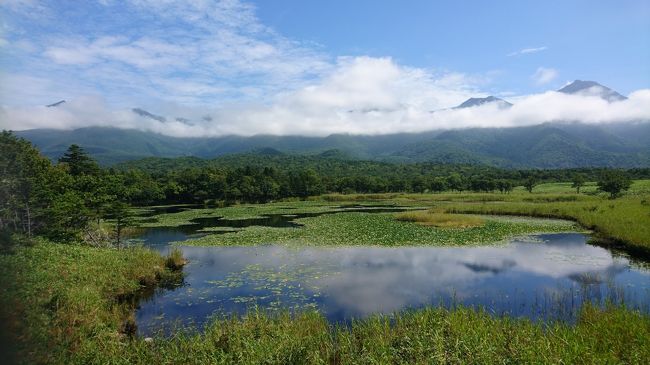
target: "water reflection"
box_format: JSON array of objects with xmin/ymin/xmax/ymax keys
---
[{"xmin": 136, "ymin": 233, "xmax": 650, "ymax": 336}]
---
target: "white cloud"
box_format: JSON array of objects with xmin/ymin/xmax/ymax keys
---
[
  {"xmin": 508, "ymin": 46, "xmax": 548, "ymax": 57},
  {"xmin": 1, "ymin": 1, "xmax": 648, "ymax": 137},
  {"xmin": 2, "ymin": 57, "xmax": 649, "ymax": 137},
  {"xmin": 531, "ymin": 67, "xmax": 558, "ymax": 85}
]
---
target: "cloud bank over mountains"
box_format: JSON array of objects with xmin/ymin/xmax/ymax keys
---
[
  {"xmin": 3, "ymin": 73, "xmax": 649, "ymax": 137},
  {"xmin": 0, "ymin": 0, "xmax": 649, "ymax": 137}
]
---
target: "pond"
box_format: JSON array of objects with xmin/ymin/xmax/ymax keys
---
[{"xmin": 132, "ymin": 207, "xmax": 650, "ymax": 336}]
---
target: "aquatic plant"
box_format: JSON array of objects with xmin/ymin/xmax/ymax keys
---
[{"xmin": 180, "ymin": 211, "xmax": 580, "ymax": 247}]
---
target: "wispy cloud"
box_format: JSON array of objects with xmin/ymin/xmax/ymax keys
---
[
  {"xmin": 0, "ymin": 0, "xmax": 331, "ymax": 106},
  {"xmin": 531, "ymin": 67, "xmax": 559, "ymax": 85},
  {"xmin": 508, "ymin": 46, "xmax": 548, "ymax": 57}
]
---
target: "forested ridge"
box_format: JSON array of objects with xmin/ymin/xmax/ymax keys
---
[
  {"xmin": 17, "ymin": 121, "xmax": 650, "ymax": 167},
  {"xmin": 2, "ymin": 130, "xmax": 646, "ymax": 244}
]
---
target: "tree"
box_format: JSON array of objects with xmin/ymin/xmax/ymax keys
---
[
  {"xmin": 410, "ymin": 176, "xmax": 427, "ymax": 193},
  {"xmin": 0, "ymin": 131, "xmax": 56, "ymax": 237},
  {"xmin": 496, "ymin": 179, "xmax": 514, "ymax": 194},
  {"xmin": 571, "ymin": 173, "xmax": 586, "ymax": 194},
  {"xmin": 45, "ymin": 191, "xmax": 91, "ymax": 242},
  {"xmin": 58, "ymin": 144, "xmax": 99, "ymax": 176},
  {"xmin": 104, "ymin": 201, "xmax": 132, "ymax": 248},
  {"xmin": 429, "ymin": 177, "xmax": 447, "ymax": 193},
  {"xmin": 597, "ymin": 171, "xmax": 631, "ymax": 199},
  {"xmin": 524, "ymin": 176, "xmax": 537, "ymax": 193},
  {"xmin": 469, "ymin": 176, "xmax": 495, "ymax": 192},
  {"xmin": 446, "ymin": 173, "xmax": 465, "ymax": 192}
]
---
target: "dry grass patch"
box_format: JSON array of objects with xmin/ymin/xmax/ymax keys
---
[{"xmin": 395, "ymin": 211, "xmax": 485, "ymax": 228}]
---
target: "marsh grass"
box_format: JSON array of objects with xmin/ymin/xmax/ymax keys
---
[
  {"xmin": 23, "ymin": 303, "xmax": 650, "ymax": 364},
  {"xmin": 0, "ymin": 239, "xmax": 184, "ymax": 364},
  {"xmin": 164, "ymin": 247, "xmax": 187, "ymax": 271},
  {"xmin": 442, "ymin": 195, "xmax": 650, "ymax": 253},
  {"xmin": 395, "ymin": 210, "xmax": 485, "ymax": 228}
]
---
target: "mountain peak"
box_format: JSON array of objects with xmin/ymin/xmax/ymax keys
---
[
  {"xmin": 558, "ymin": 80, "xmax": 627, "ymax": 102},
  {"xmin": 46, "ymin": 100, "xmax": 66, "ymax": 107},
  {"xmin": 132, "ymin": 108, "xmax": 167, "ymax": 123},
  {"xmin": 455, "ymin": 96, "xmax": 513, "ymax": 109}
]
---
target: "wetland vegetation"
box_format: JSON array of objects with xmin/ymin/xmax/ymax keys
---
[{"xmin": 2, "ymin": 131, "xmax": 650, "ymax": 364}]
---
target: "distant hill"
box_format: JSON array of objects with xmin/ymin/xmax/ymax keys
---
[
  {"xmin": 14, "ymin": 121, "xmax": 650, "ymax": 168},
  {"xmin": 14, "ymin": 80, "xmax": 649, "ymax": 168},
  {"xmin": 391, "ymin": 122, "xmax": 650, "ymax": 168}
]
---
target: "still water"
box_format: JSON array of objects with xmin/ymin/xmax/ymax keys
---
[{"xmin": 135, "ymin": 231, "xmax": 650, "ymax": 336}]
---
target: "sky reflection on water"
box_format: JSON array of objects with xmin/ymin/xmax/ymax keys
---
[{"xmin": 136, "ymin": 233, "xmax": 650, "ymax": 336}]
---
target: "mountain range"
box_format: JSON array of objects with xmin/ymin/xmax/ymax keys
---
[{"xmin": 14, "ymin": 80, "xmax": 650, "ymax": 168}]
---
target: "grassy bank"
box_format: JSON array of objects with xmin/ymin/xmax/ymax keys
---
[
  {"xmin": 0, "ymin": 240, "xmax": 183, "ymax": 364},
  {"xmin": 54, "ymin": 306, "xmax": 650, "ymax": 364},
  {"xmin": 439, "ymin": 195, "xmax": 650, "ymax": 254}
]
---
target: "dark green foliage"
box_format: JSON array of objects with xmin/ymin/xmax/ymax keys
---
[
  {"xmin": 524, "ymin": 176, "xmax": 537, "ymax": 193},
  {"xmin": 496, "ymin": 179, "xmax": 514, "ymax": 193},
  {"xmin": 1, "ymin": 131, "xmax": 60, "ymax": 237},
  {"xmin": 3, "ymin": 130, "xmax": 650, "ymax": 243},
  {"xmin": 572, "ymin": 173, "xmax": 587, "ymax": 193},
  {"xmin": 1, "ymin": 131, "xmax": 133, "ymax": 244},
  {"xmin": 104, "ymin": 201, "xmax": 132, "ymax": 247},
  {"xmin": 16, "ymin": 122, "xmax": 650, "ymax": 167},
  {"xmin": 58, "ymin": 144, "xmax": 99, "ymax": 176},
  {"xmin": 598, "ymin": 170, "xmax": 632, "ymax": 198}
]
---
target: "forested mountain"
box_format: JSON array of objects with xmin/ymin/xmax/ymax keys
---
[
  {"xmin": 392, "ymin": 122, "xmax": 650, "ymax": 168},
  {"xmin": 15, "ymin": 80, "xmax": 648, "ymax": 168},
  {"xmin": 15, "ymin": 121, "xmax": 650, "ymax": 168}
]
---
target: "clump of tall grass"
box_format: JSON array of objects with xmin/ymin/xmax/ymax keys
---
[
  {"xmin": 164, "ymin": 247, "xmax": 187, "ymax": 271},
  {"xmin": 396, "ymin": 210, "xmax": 485, "ymax": 228}
]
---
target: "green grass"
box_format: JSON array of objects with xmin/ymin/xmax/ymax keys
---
[
  {"xmin": 2, "ymin": 242, "xmax": 648, "ymax": 364},
  {"xmin": 314, "ymin": 181, "xmax": 650, "ymax": 253},
  {"xmin": 67, "ymin": 306, "xmax": 650, "ymax": 364},
  {"xmin": 0, "ymin": 240, "xmax": 183, "ymax": 364},
  {"xmin": 164, "ymin": 247, "xmax": 188, "ymax": 271},
  {"xmin": 182, "ymin": 212, "xmax": 580, "ymax": 247},
  {"xmin": 441, "ymin": 195, "xmax": 650, "ymax": 253}
]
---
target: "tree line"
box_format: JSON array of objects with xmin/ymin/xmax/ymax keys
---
[{"xmin": 0, "ymin": 131, "xmax": 638, "ymax": 244}]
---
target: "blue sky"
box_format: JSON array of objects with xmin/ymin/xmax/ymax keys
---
[
  {"xmin": 0, "ymin": 0, "xmax": 649, "ymax": 136},
  {"xmin": 254, "ymin": 0, "xmax": 650, "ymax": 95}
]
